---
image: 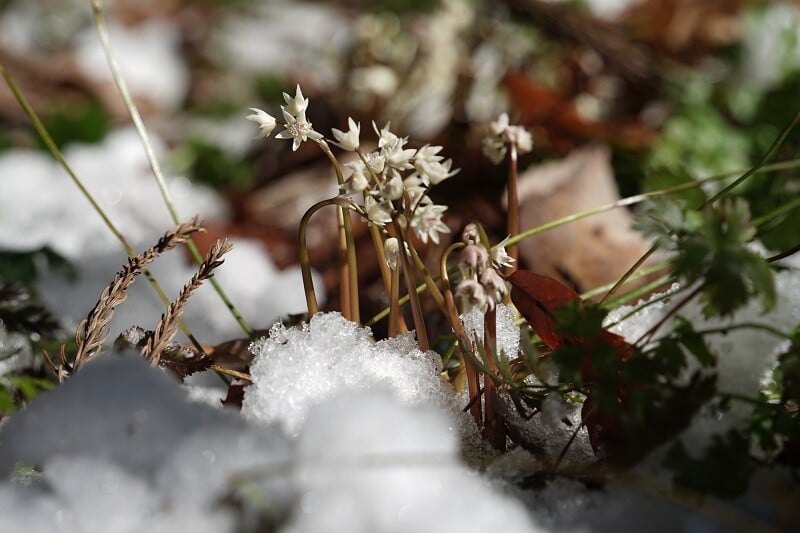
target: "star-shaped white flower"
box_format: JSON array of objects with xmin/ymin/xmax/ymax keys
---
[
  {"xmin": 332, "ymin": 117, "xmax": 361, "ymax": 151},
  {"xmin": 275, "ymin": 108, "xmax": 323, "ymax": 151},
  {"xmin": 410, "ymin": 202, "xmax": 449, "ymax": 244},
  {"xmin": 282, "ymin": 85, "xmax": 309, "ymax": 118},
  {"xmin": 246, "ymin": 108, "xmax": 277, "ymax": 139}
]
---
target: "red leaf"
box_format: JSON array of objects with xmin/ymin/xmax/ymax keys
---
[
  {"xmin": 509, "ymin": 269, "xmax": 635, "ymax": 457},
  {"xmin": 508, "ymin": 269, "xmax": 582, "ymax": 350}
]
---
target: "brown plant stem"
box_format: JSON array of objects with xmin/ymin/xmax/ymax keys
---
[
  {"xmin": 441, "ymin": 242, "xmax": 482, "ymax": 425},
  {"xmin": 318, "ymin": 141, "xmax": 359, "ymax": 323},
  {"xmin": 396, "ymin": 229, "xmax": 429, "ymax": 351}
]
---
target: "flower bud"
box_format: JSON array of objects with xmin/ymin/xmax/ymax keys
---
[
  {"xmin": 384, "ymin": 237, "xmax": 400, "ymax": 270},
  {"xmin": 459, "ymin": 244, "xmax": 488, "ymax": 276}
]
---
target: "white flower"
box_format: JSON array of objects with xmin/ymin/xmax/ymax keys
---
[
  {"xmin": 283, "ymin": 85, "xmax": 309, "ymax": 118},
  {"xmin": 480, "ymin": 267, "xmax": 508, "ymax": 303},
  {"xmin": 384, "ymin": 237, "xmax": 400, "ymax": 270},
  {"xmin": 456, "ymin": 279, "xmax": 489, "ymax": 313},
  {"xmin": 410, "ymin": 202, "xmax": 449, "ymax": 244},
  {"xmin": 482, "ymin": 136, "xmax": 507, "ymax": 165},
  {"xmin": 373, "ymin": 121, "xmax": 399, "ymax": 149},
  {"xmin": 459, "ymin": 244, "xmax": 488, "ymax": 277},
  {"xmin": 380, "ymin": 169, "xmax": 404, "ymax": 201},
  {"xmin": 246, "ymin": 108, "xmax": 277, "ymax": 139},
  {"xmin": 491, "ymin": 239, "xmax": 515, "ymax": 269},
  {"xmin": 490, "ymin": 112, "xmax": 510, "ymax": 136},
  {"xmin": 344, "ymin": 161, "xmax": 370, "ymax": 193},
  {"xmin": 365, "ymin": 195, "xmax": 392, "ymax": 226},
  {"xmin": 507, "ymin": 126, "xmax": 533, "ymax": 154},
  {"xmin": 382, "ymin": 137, "xmax": 415, "ymax": 170},
  {"xmin": 483, "ymin": 112, "xmax": 533, "ymax": 163},
  {"xmin": 332, "ymin": 117, "xmax": 361, "ymax": 151},
  {"xmin": 418, "ymin": 157, "xmax": 458, "ymax": 185},
  {"xmin": 275, "ymin": 108, "xmax": 323, "ymax": 151},
  {"xmin": 364, "ymin": 151, "xmax": 386, "ymax": 174}
]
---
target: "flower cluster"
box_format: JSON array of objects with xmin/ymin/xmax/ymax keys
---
[
  {"xmin": 456, "ymin": 224, "xmax": 513, "ymax": 312},
  {"xmin": 339, "ymin": 121, "xmax": 457, "ymax": 245},
  {"xmin": 247, "ymin": 86, "xmax": 323, "ymax": 151},
  {"xmin": 482, "ymin": 112, "xmax": 533, "ymax": 164},
  {"xmin": 247, "ymin": 85, "xmax": 458, "ymax": 248}
]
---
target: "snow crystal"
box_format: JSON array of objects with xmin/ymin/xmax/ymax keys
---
[
  {"xmin": 461, "ymin": 303, "xmax": 521, "ymax": 359},
  {"xmin": 242, "ymin": 312, "xmax": 477, "ymax": 441},
  {"xmin": 285, "ymin": 389, "xmax": 540, "ymax": 533}
]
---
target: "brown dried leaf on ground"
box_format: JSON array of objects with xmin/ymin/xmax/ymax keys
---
[{"xmin": 510, "ymin": 144, "xmax": 655, "ymax": 297}]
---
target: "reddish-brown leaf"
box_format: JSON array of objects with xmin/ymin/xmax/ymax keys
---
[
  {"xmin": 508, "ymin": 269, "xmax": 583, "ymax": 350},
  {"xmin": 509, "ymin": 268, "xmax": 635, "ymax": 456}
]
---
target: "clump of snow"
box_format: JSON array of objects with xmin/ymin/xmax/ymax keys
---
[
  {"xmin": 0, "ymin": 324, "xmax": 34, "ymax": 377},
  {"xmin": 286, "ymin": 389, "xmax": 540, "ymax": 533},
  {"xmin": 0, "ymin": 354, "xmax": 293, "ymax": 533},
  {"xmin": 0, "ymin": 354, "xmax": 247, "ymax": 475},
  {"xmin": 243, "ymin": 312, "xmax": 477, "ymax": 442},
  {"xmin": 461, "ymin": 303, "xmax": 521, "ymax": 359},
  {"xmin": 0, "ymin": 348, "xmax": 540, "ymax": 532},
  {"xmin": 0, "ymin": 128, "xmax": 226, "ymax": 260},
  {"xmin": 74, "ymin": 19, "xmax": 190, "ymax": 110}
]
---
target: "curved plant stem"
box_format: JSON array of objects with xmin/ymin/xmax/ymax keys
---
[
  {"xmin": 91, "ymin": 0, "xmax": 254, "ymax": 337},
  {"xmin": 318, "ymin": 141, "xmax": 359, "ymax": 323},
  {"xmin": 299, "ymin": 197, "xmax": 355, "ymax": 316},
  {"xmin": 441, "ymin": 242, "xmax": 481, "ymax": 424},
  {"xmin": 1, "ymin": 65, "xmax": 206, "ymax": 353},
  {"xmin": 408, "ymin": 242, "xmax": 447, "ymax": 313}
]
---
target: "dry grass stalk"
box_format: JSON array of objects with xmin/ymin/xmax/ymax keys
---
[
  {"xmin": 145, "ymin": 238, "xmax": 233, "ymax": 366},
  {"xmin": 71, "ymin": 217, "xmax": 204, "ymax": 371}
]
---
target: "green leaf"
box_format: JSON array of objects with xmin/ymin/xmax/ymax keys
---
[{"xmin": 674, "ymin": 317, "xmax": 716, "ymax": 367}]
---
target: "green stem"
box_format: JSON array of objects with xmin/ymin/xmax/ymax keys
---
[
  {"xmin": 602, "ymin": 113, "xmax": 800, "ymax": 304},
  {"xmin": 704, "ymin": 110, "xmax": 800, "ymax": 206},
  {"xmin": 90, "ymin": 0, "xmax": 254, "ymax": 338},
  {"xmin": 1, "ymin": 65, "xmax": 206, "ymax": 353},
  {"xmin": 503, "ymin": 160, "xmax": 800, "ymax": 250}
]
